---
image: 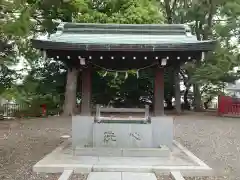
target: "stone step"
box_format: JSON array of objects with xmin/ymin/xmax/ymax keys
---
[
  {"xmin": 58, "ymin": 170, "xmax": 73, "ymax": 180},
  {"xmin": 87, "ymin": 172, "xmax": 157, "ymax": 180},
  {"xmin": 74, "ymin": 147, "xmax": 170, "ymax": 157},
  {"xmin": 170, "ymin": 171, "xmax": 186, "ymax": 180}
]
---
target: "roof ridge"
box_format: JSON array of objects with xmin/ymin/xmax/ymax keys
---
[{"xmin": 56, "ymin": 22, "xmax": 190, "ymax": 36}]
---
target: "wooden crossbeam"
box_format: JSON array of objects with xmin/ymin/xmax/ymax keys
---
[
  {"xmin": 95, "ymin": 104, "xmax": 150, "ymax": 123},
  {"xmin": 99, "ymin": 107, "xmax": 146, "ymax": 113}
]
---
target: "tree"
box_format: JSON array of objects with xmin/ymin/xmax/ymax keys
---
[
  {"xmin": 160, "ymin": 0, "xmax": 240, "ymax": 110},
  {"xmin": 190, "ymin": 0, "xmax": 240, "ymax": 109},
  {"xmin": 0, "ymin": 65, "xmax": 16, "ymax": 95},
  {"xmin": 0, "ymin": 0, "xmax": 36, "ymax": 97},
  {"xmin": 6, "ymin": 58, "xmax": 67, "ymax": 116}
]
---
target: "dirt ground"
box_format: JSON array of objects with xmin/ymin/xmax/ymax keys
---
[{"xmin": 0, "ymin": 113, "xmax": 240, "ymax": 180}]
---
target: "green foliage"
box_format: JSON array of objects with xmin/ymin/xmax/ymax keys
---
[
  {"xmin": 5, "ymin": 59, "xmax": 67, "ymax": 114},
  {"xmin": 92, "ymin": 69, "xmax": 154, "ymax": 107},
  {"xmin": 193, "ymin": 48, "xmax": 239, "ymax": 84},
  {"xmin": 160, "ymin": 0, "xmax": 240, "ymax": 108},
  {"xmin": 76, "ymin": 0, "xmax": 163, "ymax": 23},
  {"xmin": 0, "ymin": 65, "xmax": 16, "ymax": 95}
]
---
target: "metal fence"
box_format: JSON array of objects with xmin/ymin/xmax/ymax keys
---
[
  {"xmin": 1, "ymin": 103, "xmax": 23, "ymax": 117},
  {"xmin": 218, "ymin": 95, "xmax": 240, "ymax": 116}
]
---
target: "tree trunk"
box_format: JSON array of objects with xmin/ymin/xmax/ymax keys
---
[
  {"xmin": 179, "ymin": 69, "xmax": 191, "ymax": 110},
  {"xmin": 165, "ymin": 98, "xmax": 173, "ymax": 110},
  {"xmin": 63, "ymin": 67, "xmax": 78, "ymax": 116},
  {"xmin": 174, "ymin": 66, "xmax": 181, "ymax": 113},
  {"xmin": 193, "ymin": 83, "xmax": 202, "ymax": 111},
  {"xmin": 203, "ymin": 96, "xmax": 213, "ymax": 110},
  {"xmin": 193, "ymin": 20, "xmax": 203, "ymax": 112},
  {"xmin": 163, "ymin": 0, "xmax": 177, "ymax": 24},
  {"xmin": 193, "ymin": 0, "xmax": 214, "ymax": 111},
  {"xmin": 183, "ymin": 88, "xmax": 190, "ymax": 110}
]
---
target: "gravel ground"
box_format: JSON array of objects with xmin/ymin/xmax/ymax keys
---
[
  {"xmin": 174, "ymin": 114, "xmax": 240, "ymax": 180},
  {"xmin": 0, "ymin": 114, "xmax": 240, "ymax": 180}
]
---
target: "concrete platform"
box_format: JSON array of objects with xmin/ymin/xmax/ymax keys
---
[
  {"xmin": 73, "ymin": 146, "xmax": 170, "ymax": 157},
  {"xmin": 33, "ymin": 140, "xmax": 213, "ymax": 177}
]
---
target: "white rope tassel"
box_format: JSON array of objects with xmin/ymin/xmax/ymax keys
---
[
  {"xmin": 125, "ymin": 71, "xmax": 128, "ymax": 79},
  {"xmin": 42, "ymin": 50, "xmax": 47, "ymax": 60},
  {"xmin": 201, "ymin": 52, "xmax": 205, "ymax": 61},
  {"xmin": 79, "ymin": 56, "xmax": 86, "ymax": 65},
  {"xmin": 103, "ymin": 71, "xmax": 108, "ymax": 77},
  {"xmin": 115, "ymin": 71, "xmax": 118, "ymax": 79},
  {"xmin": 136, "ymin": 70, "xmax": 139, "ymax": 79}
]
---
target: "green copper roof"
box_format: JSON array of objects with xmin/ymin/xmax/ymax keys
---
[{"xmin": 32, "ymin": 23, "xmax": 216, "ymax": 52}]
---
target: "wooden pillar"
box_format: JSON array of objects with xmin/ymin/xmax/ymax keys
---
[
  {"xmin": 81, "ymin": 67, "xmax": 91, "ymax": 115},
  {"xmin": 174, "ymin": 66, "xmax": 181, "ymax": 114},
  {"xmin": 154, "ymin": 67, "xmax": 164, "ymax": 116},
  {"xmin": 63, "ymin": 67, "xmax": 78, "ymax": 116}
]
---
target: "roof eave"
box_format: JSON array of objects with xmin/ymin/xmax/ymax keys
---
[{"xmin": 31, "ymin": 39, "xmax": 217, "ymax": 52}]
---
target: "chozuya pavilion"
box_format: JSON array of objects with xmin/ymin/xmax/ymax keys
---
[{"xmin": 32, "ymin": 23, "xmax": 217, "ymax": 180}]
